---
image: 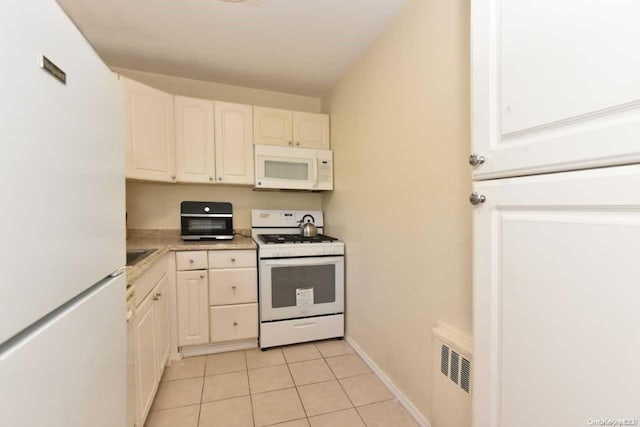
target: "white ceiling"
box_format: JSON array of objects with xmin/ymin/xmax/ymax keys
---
[{"xmin": 56, "ymin": 0, "xmax": 407, "ymax": 96}]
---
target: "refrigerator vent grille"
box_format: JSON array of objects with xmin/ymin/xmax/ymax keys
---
[{"xmin": 440, "ymin": 344, "xmax": 472, "ymax": 394}]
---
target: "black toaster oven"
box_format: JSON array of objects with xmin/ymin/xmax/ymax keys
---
[{"xmin": 180, "ymin": 201, "xmax": 233, "ymax": 240}]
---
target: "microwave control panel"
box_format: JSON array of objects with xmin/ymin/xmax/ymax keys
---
[{"xmin": 316, "ymin": 151, "xmax": 333, "ymax": 190}]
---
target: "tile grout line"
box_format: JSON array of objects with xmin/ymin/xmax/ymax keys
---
[
  {"xmin": 319, "ymin": 340, "xmax": 373, "ymax": 426},
  {"xmin": 244, "ymin": 350, "xmax": 257, "ymax": 427},
  {"xmin": 197, "ymin": 356, "xmax": 207, "ymax": 427},
  {"xmin": 285, "ymin": 352, "xmax": 310, "ymax": 423}
]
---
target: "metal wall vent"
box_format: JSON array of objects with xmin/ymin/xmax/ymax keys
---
[
  {"xmin": 440, "ymin": 344, "xmax": 472, "ymax": 394},
  {"xmin": 461, "ymin": 358, "xmax": 471, "ymax": 393},
  {"xmin": 450, "ymin": 351, "xmax": 460, "ymax": 384},
  {"xmin": 441, "ymin": 345, "xmax": 449, "ymax": 375}
]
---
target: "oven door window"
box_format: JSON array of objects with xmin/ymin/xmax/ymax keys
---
[{"xmin": 271, "ymin": 264, "xmax": 336, "ymax": 308}]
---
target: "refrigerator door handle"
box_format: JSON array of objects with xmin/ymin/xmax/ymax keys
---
[{"xmin": 110, "ymin": 267, "xmax": 127, "ymax": 277}]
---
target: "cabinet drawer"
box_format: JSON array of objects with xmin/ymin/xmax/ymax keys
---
[
  {"xmin": 176, "ymin": 251, "xmax": 208, "ymax": 271},
  {"xmin": 208, "ymin": 250, "xmax": 256, "ymax": 269},
  {"xmin": 210, "ymin": 304, "xmax": 258, "ymax": 343},
  {"xmin": 209, "ymin": 268, "xmax": 257, "ymax": 306}
]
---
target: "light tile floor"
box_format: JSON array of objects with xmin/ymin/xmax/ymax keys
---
[{"xmin": 145, "ymin": 339, "xmax": 418, "ymax": 427}]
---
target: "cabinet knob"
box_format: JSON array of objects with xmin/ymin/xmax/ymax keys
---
[
  {"xmin": 209, "ymin": 176, "xmax": 213, "ymax": 181},
  {"xmin": 153, "ymin": 295, "xmax": 159, "ymax": 301},
  {"xmin": 200, "ymin": 274, "xmax": 205, "ymax": 279},
  {"xmin": 189, "ymin": 259, "xmax": 194, "ymax": 263},
  {"xmin": 288, "ymin": 141, "xmax": 293, "ymax": 146},
  {"xmin": 295, "ymin": 141, "xmax": 300, "ymax": 146},
  {"xmin": 233, "ymin": 322, "xmax": 238, "ymax": 326},
  {"xmin": 469, "ymin": 154, "xmax": 485, "ymax": 167},
  {"xmin": 218, "ymin": 176, "xmax": 223, "ymax": 181},
  {"xmin": 231, "ymin": 285, "xmax": 237, "ymax": 290},
  {"xmin": 231, "ymin": 258, "xmax": 236, "ymax": 262},
  {"xmin": 171, "ymin": 174, "xmax": 176, "ymax": 180},
  {"xmin": 469, "ymin": 192, "xmax": 487, "ymax": 206}
]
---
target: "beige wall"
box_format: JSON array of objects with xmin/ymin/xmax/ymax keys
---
[
  {"xmin": 126, "ymin": 182, "xmax": 321, "ymax": 230},
  {"xmin": 112, "ymin": 67, "xmax": 321, "ymax": 112},
  {"xmin": 119, "ymin": 69, "xmax": 323, "ymax": 230},
  {"xmin": 321, "ymin": 0, "xmax": 471, "ymax": 421}
]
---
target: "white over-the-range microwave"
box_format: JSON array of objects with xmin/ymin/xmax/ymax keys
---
[{"xmin": 254, "ymin": 144, "xmax": 333, "ymax": 191}]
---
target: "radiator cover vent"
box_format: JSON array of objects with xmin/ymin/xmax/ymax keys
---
[
  {"xmin": 439, "ymin": 344, "xmax": 472, "ymax": 394},
  {"xmin": 441, "ymin": 345, "xmax": 449, "ymax": 375}
]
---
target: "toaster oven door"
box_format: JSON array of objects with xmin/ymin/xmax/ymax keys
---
[{"xmin": 181, "ymin": 215, "xmax": 233, "ymax": 239}]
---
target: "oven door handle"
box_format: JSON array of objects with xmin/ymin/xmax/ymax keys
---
[
  {"xmin": 293, "ymin": 322, "xmax": 317, "ymax": 329},
  {"xmin": 260, "ymin": 256, "xmax": 344, "ymax": 267}
]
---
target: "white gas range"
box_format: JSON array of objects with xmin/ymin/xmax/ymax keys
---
[{"xmin": 252, "ymin": 209, "xmax": 345, "ymax": 349}]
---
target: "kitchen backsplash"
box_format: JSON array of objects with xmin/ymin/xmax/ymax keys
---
[{"xmin": 126, "ymin": 181, "xmax": 322, "ymax": 230}]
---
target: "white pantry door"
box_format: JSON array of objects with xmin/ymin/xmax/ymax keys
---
[
  {"xmin": 472, "ymin": 165, "xmax": 640, "ymax": 427},
  {"xmin": 471, "ymin": 0, "xmax": 640, "ymax": 180}
]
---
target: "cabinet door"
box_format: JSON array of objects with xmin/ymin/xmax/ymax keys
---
[
  {"xmin": 471, "ymin": 0, "xmax": 640, "ymax": 180},
  {"xmin": 134, "ymin": 292, "xmax": 158, "ymax": 427},
  {"xmin": 214, "ymin": 101, "xmax": 254, "ymax": 185},
  {"xmin": 254, "ymin": 106, "xmax": 293, "ymax": 147},
  {"xmin": 293, "ymin": 112, "xmax": 330, "ymax": 149},
  {"xmin": 123, "ymin": 77, "xmax": 176, "ymax": 182},
  {"xmin": 154, "ymin": 275, "xmax": 170, "ymax": 375},
  {"xmin": 472, "ymin": 165, "xmax": 640, "ymax": 427},
  {"xmin": 176, "ymin": 270, "xmax": 209, "ymax": 347},
  {"xmin": 174, "ymin": 96, "xmax": 215, "ymax": 183}
]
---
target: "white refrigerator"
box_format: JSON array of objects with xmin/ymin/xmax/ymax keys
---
[
  {"xmin": 471, "ymin": 1, "xmax": 640, "ymax": 426},
  {"xmin": 0, "ymin": 1, "xmax": 126, "ymax": 426}
]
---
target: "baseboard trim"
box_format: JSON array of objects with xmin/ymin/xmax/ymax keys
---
[
  {"xmin": 179, "ymin": 339, "xmax": 258, "ymax": 358},
  {"xmin": 345, "ymin": 336, "xmax": 431, "ymax": 427}
]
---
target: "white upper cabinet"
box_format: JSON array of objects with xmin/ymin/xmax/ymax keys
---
[
  {"xmin": 174, "ymin": 96, "xmax": 215, "ymax": 183},
  {"xmin": 293, "ymin": 112, "xmax": 330, "ymax": 150},
  {"xmin": 471, "ymin": 0, "xmax": 640, "ymax": 180},
  {"xmin": 214, "ymin": 101, "xmax": 254, "ymax": 185},
  {"xmin": 254, "ymin": 107, "xmax": 330, "ymax": 149},
  {"xmin": 254, "ymin": 106, "xmax": 293, "ymax": 147},
  {"xmin": 123, "ymin": 77, "xmax": 176, "ymax": 182}
]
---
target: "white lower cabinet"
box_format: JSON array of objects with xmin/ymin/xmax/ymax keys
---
[
  {"xmin": 472, "ymin": 165, "xmax": 640, "ymax": 427},
  {"xmin": 154, "ymin": 275, "xmax": 170, "ymax": 374},
  {"xmin": 132, "ymin": 255, "xmax": 169, "ymax": 427},
  {"xmin": 210, "ymin": 304, "xmax": 259, "ymax": 343},
  {"xmin": 176, "ymin": 270, "xmax": 209, "ymax": 347},
  {"xmin": 134, "ymin": 274, "xmax": 169, "ymax": 425},
  {"xmin": 175, "ymin": 249, "xmax": 258, "ymax": 348},
  {"xmin": 134, "ymin": 283, "xmax": 159, "ymax": 427}
]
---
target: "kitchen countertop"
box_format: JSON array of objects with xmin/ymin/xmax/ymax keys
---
[{"xmin": 126, "ymin": 229, "xmax": 257, "ymax": 285}]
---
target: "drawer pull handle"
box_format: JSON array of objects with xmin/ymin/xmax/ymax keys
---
[
  {"xmin": 233, "ymin": 322, "xmax": 238, "ymax": 326},
  {"xmin": 293, "ymin": 322, "xmax": 316, "ymax": 329}
]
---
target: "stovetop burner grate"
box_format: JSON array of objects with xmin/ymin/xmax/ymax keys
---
[{"xmin": 258, "ymin": 233, "xmax": 339, "ymax": 244}]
